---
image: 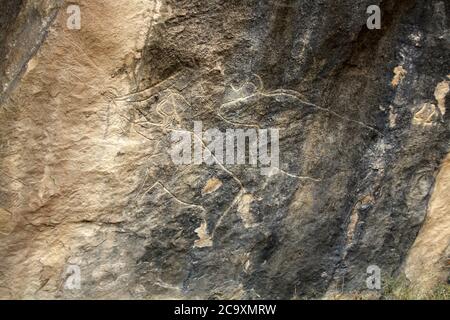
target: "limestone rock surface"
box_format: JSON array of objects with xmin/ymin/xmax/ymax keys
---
[{"xmin": 0, "ymin": 0, "xmax": 449, "ymax": 299}]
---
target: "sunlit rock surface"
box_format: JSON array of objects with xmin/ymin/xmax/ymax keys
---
[{"xmin": 0, "ymin": 0, "xmax": 449, "ymax": 299}]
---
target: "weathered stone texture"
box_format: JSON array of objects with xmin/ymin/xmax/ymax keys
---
[{"xmin": 0, "ymin": 0, "xmax": 449, "ymax": 299}]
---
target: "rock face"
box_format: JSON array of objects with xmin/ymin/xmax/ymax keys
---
[{"xmin": 0, "ymin": 0, "xmax": 449, "ymax": 299}]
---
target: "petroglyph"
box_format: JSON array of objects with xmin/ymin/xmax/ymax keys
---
[
  {"xmin": 140, "ymin": 181, "xmax": 206, "ymax": 215},
  {"xmin": 220, "ymin": 77, "xmax": 382, "ymax": 134}
]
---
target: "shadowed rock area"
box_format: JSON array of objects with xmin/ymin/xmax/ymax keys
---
[{"xmin": 0, "ymin": 0, "xmax": 449, "ymax": 299}]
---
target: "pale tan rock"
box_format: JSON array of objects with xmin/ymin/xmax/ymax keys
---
[
  {"xmin": 194, "ymin": 221, "xmax": 213, "ymax": 248},
  {"xmin": 202, "ymin": 177, "xmax": 223, "ymax": 195},
  {"xmin": 434, "ymin": 80, "xmax": 449, "ymax": 116},
  {"xmin": 412, "ymin": 103, "xmax": 439, "ymax": 126},
  {"xmin": 237, "ymin": 194, "xmax": 254, "ymax": 228},
  {"xmin": 391, "ymin": 66, "xmax": 407, "ymax": 87},
  {"xmin": 0, "ymin": 0, "xmax": 158, "ymax": 299},
  {"xmin": 405, "ymin": 154, "xmax": 450, "ymax": 295}
]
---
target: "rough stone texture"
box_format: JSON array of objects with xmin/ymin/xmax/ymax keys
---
[
  {"xmin": 0, "ymin": 0, "xmax": 449, "ymax": 299},
  {"xmin": 0, "ymin": 0, "xmax": 62, "ymax": 104}
]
